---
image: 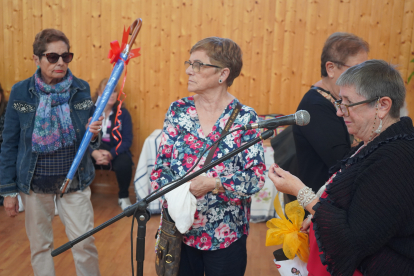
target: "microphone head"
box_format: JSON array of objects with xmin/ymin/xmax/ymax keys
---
[{"xmin": 295, "ymin": 110, "xmax": 310, "ymax": 126}]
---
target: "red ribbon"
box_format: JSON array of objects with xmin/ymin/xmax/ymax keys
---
[
  {"xmin": 107, "ymin": 26, "xmax": 141, "ymax": 65},
  {"xmin": 111, "ymin": 71, "xmax": 127, "ymax": 155},
  {"xmin": 107, "ymin": 26, "xmax": 141, "ymax": 154}
]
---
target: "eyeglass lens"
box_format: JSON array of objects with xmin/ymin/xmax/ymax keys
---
[
  {"xmin": 45, "ymin": 53, "xmax": 74, "ymax": 64},
  {"xmin": 335, "ymin": 102, "xmax": 348, "ymax": 116},
  {"xmin": 184, "ymin": 61, "xmax": 201, "ymax": 72}
]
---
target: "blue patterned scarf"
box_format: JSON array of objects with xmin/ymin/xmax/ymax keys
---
[{"xmin": 32, "ymin": 68, "xmax": 76, "ymax": 153}]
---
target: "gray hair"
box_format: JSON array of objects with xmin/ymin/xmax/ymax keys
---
[{"xmin": 336, "ymin": 59, "xmax": 405, "ymax": 118}]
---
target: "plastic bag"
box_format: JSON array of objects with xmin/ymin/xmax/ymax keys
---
[{"xmin": 273, "ymin": 248, "xmax": 308, "ymax": 276}]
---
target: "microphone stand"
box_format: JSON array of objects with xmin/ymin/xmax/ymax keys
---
[{"xmin": 52, "ymin": 129, "xmax": 274, "ymax": 276}]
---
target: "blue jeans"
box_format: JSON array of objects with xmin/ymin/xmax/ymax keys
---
[{"xmin": 178, "ymin": 235, "xmax": 247, "ymax": 276}]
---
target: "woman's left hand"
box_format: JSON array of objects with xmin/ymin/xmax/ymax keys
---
[
  {"xmin": 268, "ymin": 163, "xmax": 306, "ymax": 197},
  {"xmin": 87, "ymin": 115, "xmax": 104, "ymax": 140},
  {"xmin": 300, "ymin": 215, "xmax": 312, "ymax": 233},
  {"xmin": 189, "ymin": 175, "xmax": 215, "ymax": 198}
]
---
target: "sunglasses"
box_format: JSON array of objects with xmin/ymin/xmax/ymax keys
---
[{"xmin": 40, "ymin": 52, "xmax": 74, "ymax": 64}]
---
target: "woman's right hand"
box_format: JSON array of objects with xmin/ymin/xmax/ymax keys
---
[{"xmin": 4, "ymin": 196, "xmax": 19, "ymax": 217}]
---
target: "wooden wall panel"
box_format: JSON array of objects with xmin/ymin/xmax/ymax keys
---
[{"xmin": 1, "ymin": 0, "xmax": 414, "ymax": 169}]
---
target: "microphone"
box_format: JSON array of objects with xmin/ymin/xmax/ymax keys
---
[{"xmin": 241, "ymin": 110, "xmax": 310, "ymax": 130}]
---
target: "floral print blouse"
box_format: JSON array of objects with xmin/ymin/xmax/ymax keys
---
[{"xmin": 150, "ymin": 96, "xmax": 266, "ymax": 251}]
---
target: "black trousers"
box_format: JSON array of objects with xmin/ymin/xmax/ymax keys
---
[
  {"xmin": 91, "ymin": 143, "xmax": 133, "ymax": 198},
  {"xmin": 178, "ymin": 235, "xmax": 247, "ymax": 276}
]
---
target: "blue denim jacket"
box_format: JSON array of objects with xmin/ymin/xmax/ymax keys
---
[{"xmin": 0, "ymin": 74, "xmax": 99, "ymax": 195}]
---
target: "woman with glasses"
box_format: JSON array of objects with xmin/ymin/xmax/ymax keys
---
[
  {"xmin": 150, "ymin": 37, "xmax": 265, "ymax": 276},
  {"xmin": 270, "ymin": 60, "xmax": 414, "ymax": 275},
  {"xmin": 292, "ymin": 32, "xmax": 369, "ymax": 204},
  {"xmin": 0, "ymin": 29, "xmax": 102, "ymax": 275}
]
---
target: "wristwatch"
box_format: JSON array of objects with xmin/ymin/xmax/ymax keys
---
[{"xmin": 212, "ymin": 177, "xmax": 221, "ymax": 195}]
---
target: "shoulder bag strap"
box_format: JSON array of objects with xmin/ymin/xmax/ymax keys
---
[{"xmin": 203, "ymin": 102, "xmax": 242, "ymax": 166}]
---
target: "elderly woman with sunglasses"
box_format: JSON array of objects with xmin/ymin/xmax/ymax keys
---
[
  {"xmin": 150, "ymin": 37, "xmax": 265, "ymax": 276},
  {"xmin": 0, "ymin": 29, "xmax": 102, "ymax": 275},
  {"xmin": 270, "ymin": 60, "xmax": 414, "ymax": 276}
]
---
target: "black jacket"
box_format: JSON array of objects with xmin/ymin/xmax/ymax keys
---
[{"xmin": 313, "ymin": 117, "xmax": 414, "ymax": 276}]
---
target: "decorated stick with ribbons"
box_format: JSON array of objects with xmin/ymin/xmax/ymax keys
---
[{"xmin": 60, "ymin": 18, "xmax": 142, "ymax": 196}]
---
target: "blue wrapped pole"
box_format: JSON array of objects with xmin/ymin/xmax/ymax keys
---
[
  {"xmin": 59, "ymin": 55, "xmax": 127, "ymax": 195},
  {"xmin": 60, "ymin": 18, "xmax": 142, "ymax": 195}
]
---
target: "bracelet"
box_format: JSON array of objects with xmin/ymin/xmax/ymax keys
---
[
  {"xmin": 212, "ymin": 177, "xmax": 221, "ymax": 195},
  {"xmin": 297, "ymin": 186, "xmax": 317, "ymax": 208}
]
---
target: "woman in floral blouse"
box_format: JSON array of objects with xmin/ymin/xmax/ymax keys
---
[{"xmin": 150, "ymin": 37, "xmax": 266, "ymax": 276}]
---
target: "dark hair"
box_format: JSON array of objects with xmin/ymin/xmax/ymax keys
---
[
  {"xmin": 190, "ymin": 37, "xmax": 243, "ymax": 87},
  {"xmin": 0, "ymin": 82, "xmax": 6, "ymax": 116},
  {"xmin": 337, "ymin": 59, "xmax": 405, "ymax": 118},
  {"xmin": 33, "ymin": 29, "xmax": 70, "ymax": 57},
  {"xmin": 321, "ymin": 32, "xmax": 369, "ymax": 77}
]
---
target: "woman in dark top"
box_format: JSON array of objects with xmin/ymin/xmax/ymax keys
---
[
  {"xmin": 293, "ymin": 32, "xmax": 369, "ymax": 194},
  {"xmin": 91, "ymin": 78, "xmax": 134, "ymax": 210},
  {"xmin": 270, "ymin": 60, "xmax": 414, "ymax": 275}
]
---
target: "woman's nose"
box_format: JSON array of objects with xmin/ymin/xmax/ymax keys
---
[
  {"xmin": 185, "ymin": 65, "xmax": 194, "ymax": 75},
  {"xmin": 56, "ymin": 56, "xmax": 65, "ymax": 65}
]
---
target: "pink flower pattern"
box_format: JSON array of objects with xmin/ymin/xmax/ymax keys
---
[{"xmin": 150, "ymin": 97, "xmax": 265, "ymax": 250}]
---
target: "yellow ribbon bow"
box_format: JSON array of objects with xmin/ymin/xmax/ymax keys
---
[{"xmin": 265, "ymin": 193, "xmax": 309, "ymax": 262}]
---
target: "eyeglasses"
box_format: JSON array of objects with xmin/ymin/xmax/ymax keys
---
[
  {"xmin": 184, "ymin": 61, "xmax": 221, "ymax": 73},
  {"xmin": 334, "ymin": 97, "xmax": 379, "ymax": 117},
  {"xmin": 40, "ymin": 52, "xmax": 74, "ymax": 64},
  {"xmin": 331, "ymin": 60, "xmax": 352, "ymax": 68}
]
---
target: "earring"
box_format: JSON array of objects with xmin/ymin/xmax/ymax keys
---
[
  {"xmin": 368, "ymin": 100, "xmax": 380, "ymax": 142},
  {"xmin": 37, "ymin": 65, "xmax": 40, "ymax": 69},
  {"xmin": 219, "ymin": 79, "xmax": 222, "ymax": 83},
  {"xmin": 375, "ymin": 118, "xmax": 383, "ymax": 134}
]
